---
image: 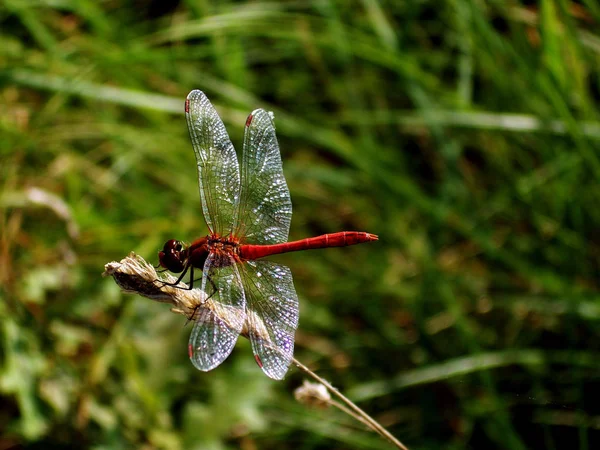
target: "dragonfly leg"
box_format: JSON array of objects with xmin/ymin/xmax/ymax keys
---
[
  {"xmin": 185, "ymin": 266, "xmax": 195, "ymax": 290},
  {"xmin": 206, "ymin": 274, "xmax": 217, "ymax": 295},
  {"xmin": 156, "ymin": 264, "xmax": 191, "ymax": 289},
  {"xmin": 185, "ymin": 273, "xmax": 220, "ymax": 325},
  {"xmin": 186, "ymin": 267, "xmax": 213, "ymax": 324}
]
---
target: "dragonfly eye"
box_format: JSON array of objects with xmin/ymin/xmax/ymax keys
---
[{"xmin": 158, "ymin": 239, "xmax": 186, "ymax": 273}]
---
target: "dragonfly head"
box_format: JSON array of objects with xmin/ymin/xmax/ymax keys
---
[{"xmin": 158, "ymin": 239, "xmax": 187, "ymax": 273}]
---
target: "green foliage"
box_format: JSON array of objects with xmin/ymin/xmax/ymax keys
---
[{"xmin": 1, "ymin": 0, "xmax": 600, "ymax": 448}]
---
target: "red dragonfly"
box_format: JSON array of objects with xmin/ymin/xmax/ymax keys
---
[{"xmin": 158, "ymin": 90, "xmax": 377, "ymax": 379}]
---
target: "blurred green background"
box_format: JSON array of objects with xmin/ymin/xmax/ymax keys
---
[{"xmin": 1, "ymin": 0, "xmax": 600, "ymax": 449}]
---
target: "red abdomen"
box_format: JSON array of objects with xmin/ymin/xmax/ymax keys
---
[{"xmin": 238, "ymin": 231, "xmax": 378, "ymax": 260}]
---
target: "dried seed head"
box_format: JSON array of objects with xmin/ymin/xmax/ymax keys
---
[
  {"xmin": 294, "ymin": 380, "xmax": 331, "ymax": 409},
  {"xmin": 103, "ymin": 252, "xmax": 207, "ymax": 319}
]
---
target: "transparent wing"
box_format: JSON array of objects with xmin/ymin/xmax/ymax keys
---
[
  {"xmin": 188, "ymin": 253, "xmax": 246, "ymax": 371},
  {"xmin": 186, "ymin": 90, "xmax": 240, "ymax": 236},
  {"xmin": 241, "ymin": 260, "xmax": 299, "ymax": 379},
  {"xmin": 233, "ymin": 109, "xmax": 292, "ymax": 244}
]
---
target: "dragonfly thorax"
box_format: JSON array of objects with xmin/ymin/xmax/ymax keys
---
[
  {"xmin": 205, "ymin": 235, "xmax": 241, "ymax": 265},
  {"xmin": 207, "ymin": 234, "xmax": 239, "ymax": 248}
]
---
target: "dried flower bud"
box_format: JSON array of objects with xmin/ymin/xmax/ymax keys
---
[{"xmin": 294, "ymin": 380, "xmax": 331, "ymax": 409}]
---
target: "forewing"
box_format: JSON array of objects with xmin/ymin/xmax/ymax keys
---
[
  {"xmin": 241, "ymin": 260, "xmax": 299, "ymax": 379},
  {"xmin": 188, "ymin": 253, "xmax": 246, "ymax": 371},
  {"xmin": 234, "ymin": 109, "xmax": 292, "ymax": 244},
  {"xmin": 186, "ymin": 90, "xmax": 240, "ymax": 236}
]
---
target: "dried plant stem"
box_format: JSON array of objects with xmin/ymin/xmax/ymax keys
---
[
  {"xmin": 328, "ymin": 399, "xmax": 373, "ymax": 428},
  {"xmin": 292, "ymin": 357, "xmax": 408, "ymax": 450}
]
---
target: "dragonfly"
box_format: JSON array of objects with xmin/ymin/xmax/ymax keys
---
[{"xmin": 158, "ymin": 90, "xmax": 378, "ymax": 379}]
